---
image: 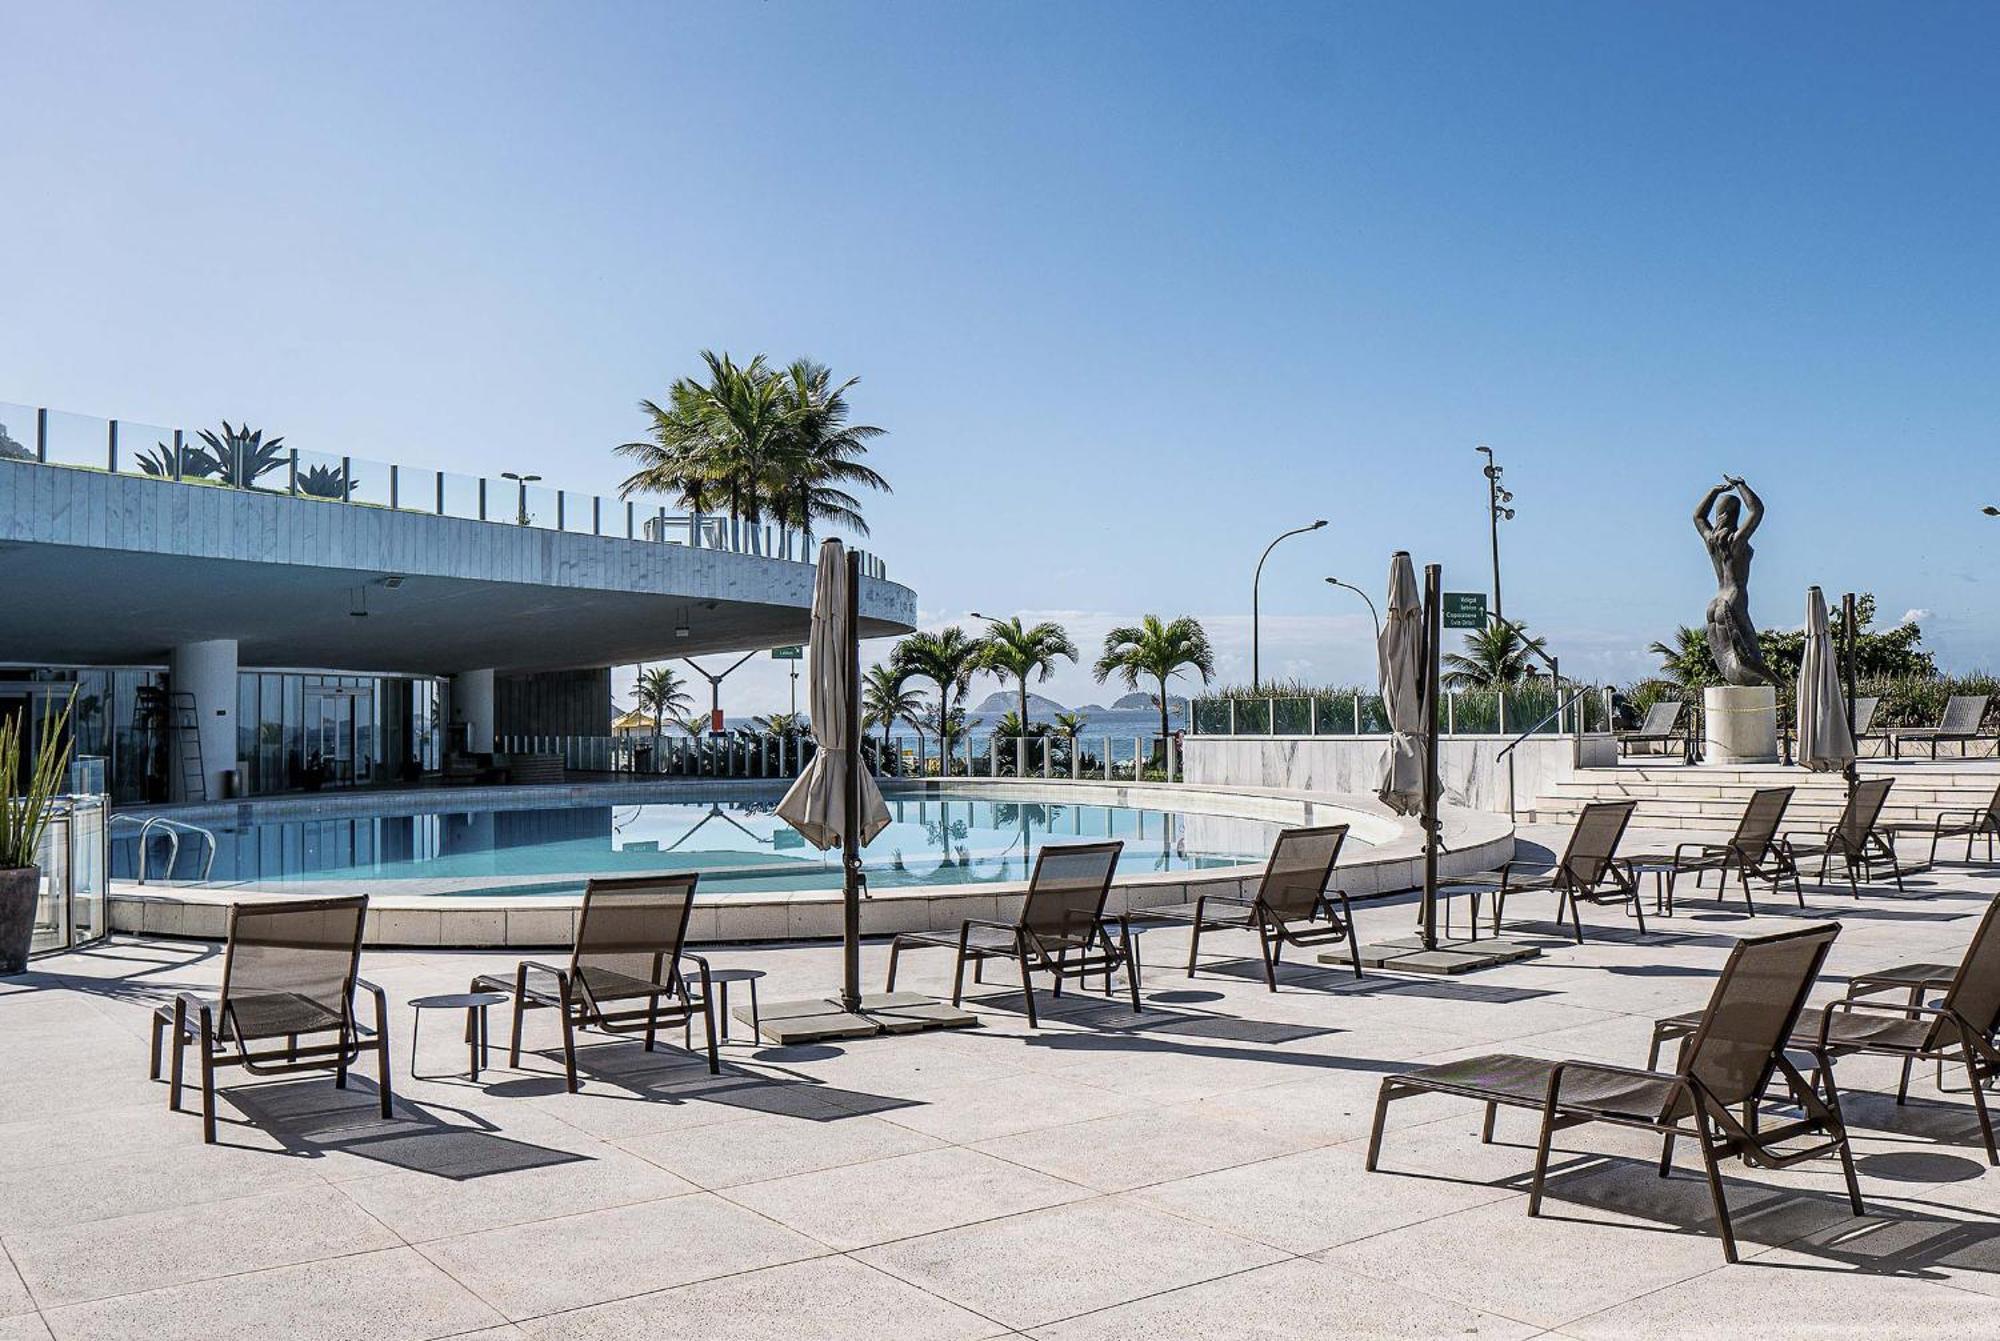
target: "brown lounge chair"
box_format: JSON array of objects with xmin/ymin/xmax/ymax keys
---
[
  {"xmin": 150, "ymin": 894, "xmax": 391, "ymax": 1144},
  {"xmin": 1889, "ymin": 694, "xmax": 1993, "ymax": 759},
  {"xmin": 1368, "ymin": 923, "xmax": 1861, "ymax": 1264},
  {"xmin": 1139, "ymin": 824, "xmax": 1358, "ymax": 987},
  {"xmin": 1782, "ymin": 776, "xmax": 1904, "ymax": 896},
  {"xmin": 1618, "ymin": 700, "xmax": 1689, "ymax": 758},
  {"xmin": 884, "ymin": 840, "xmax": 1133, "ymax": 1027},
  {"xmin": 1884, "ymin": 778, "xmax": 2000, "ymax": 868},
  {"xmin": 1848, "ymin": 696, "xmax": 1885, "ymax": 756},
  {"xmin": 1470, "ymin": 799, "xmax": 1640, "ymax": 941},
  {"xmin": 1649, "ymin": 893, "xmax": 2000, "ymax": 1164},
  {"xmin": 473, "ymin": 873, "xmax": 716, "ymax": 1092},
  {"xmin": 1667, "ymin": 786, "xmax": 1802, "ymax": 914}
]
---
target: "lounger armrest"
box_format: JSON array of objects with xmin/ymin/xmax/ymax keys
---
[
  {"xmin": 961, "ymin": 917, "xmax": 1020, "ymax": 934},
  {"xmin": 1815, "ymin": 997, "xmax": 1949, "ymax": 1049},
  {"xmin": 352, "ymin": 977, "xmax": 390, "ymax": 1035},
  {"xmin": 1544, "ymin": 1059, "xmax": 1689, "ymax": 1115},
  {"xmin": 515, "ymin": 960, "xmax": 571, "ymax": 1005},
  {"xmin": 1846, "ymin": 973, "xmax": 1954, "ymax": 999},
  {"xmin": 1673, "ymin": 841, "xmax": 1725, "ymax": 862}
]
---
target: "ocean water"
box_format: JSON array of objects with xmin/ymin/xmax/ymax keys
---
[{"xmin": 723, "ymin": 705, "xmax": 1185, "ymax": 764}]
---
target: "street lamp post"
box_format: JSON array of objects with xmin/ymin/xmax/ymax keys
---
[
  {"xmin": 1475, "ymin": 446, "xmax": 1515, "ymax": 621},
  {"xmin": 1323, "ymin": 577, "xmax": 1381, "ymax": 644},
  {"xmin": 500, "ymin": 471, "xmax": 542, "ymax": 526},
  {"xmin": 1252, "ymin": 519, "xmax": 1327, "ymax": 690}
]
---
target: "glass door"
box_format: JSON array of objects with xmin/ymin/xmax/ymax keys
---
[{"xmin": 306, "ymin": 688, "xmax": 358, "ymax": 787}]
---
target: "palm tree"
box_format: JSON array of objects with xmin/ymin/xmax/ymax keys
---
[
  {"xmin": 916, "ymin": 703, "xmax": 967, "ymax": 774},
  {"xmin": 768, "ymin": 360, "xmax": 890, "ymax": 554},
  {"xmin": 862, "ymin": 663, "xmax": 924, "ymax": 761},
  {"xmin": 672, "ymin": 711, "xmax": 710, "ymax": 739},
  {"xmin": 976, "ymin": 617, "xmax": 1077, "ymax": 740},
  {"xmin": 894, "ymin": 627, "xmax": 985, "ymax": 774},
  {"xmin": 1094, "ymin": 615, "xmax": 1215, "ymax": 749},
  {"xmin": 1052, "ymin": 709, "xmax": 1088, "ymax": 739},
  {"xmin": 616, "ymin": 351, "xmax": 786, "ymax": 549},
  {"xmin": 1648, "ymin": 624, "xmax": 1716, "ymax": 691},
  {"xmin": 1441, "ymin": 622, "xmax": 1549, "ymax": 691},
  {"xmin": 753, "ymin": 712, "xmax": 808, "ymax": 741},
  {"xmin": 634, "ymin": 665, "xmax": 692, "ymax": 753}
]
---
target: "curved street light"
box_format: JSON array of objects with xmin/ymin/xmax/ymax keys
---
[
  {"xmin": 1983, "ymin": 506, "xmax": 1998, "ymax": 516},
  {"xmin": 1252, "ymin": 519, "xmax": 1327, "ymax": 689},
  {"xmin": 500, "ymin": 471, "xmax": 542, "ymax": 526},
  {"xmin": 1324, "ymin": 577, "xmax": 1381, "ymax": 644}
]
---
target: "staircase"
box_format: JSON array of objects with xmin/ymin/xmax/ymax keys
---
[{"xmin": 1531, "ymin": 759, "xmax": 2000, "ymax": 832}]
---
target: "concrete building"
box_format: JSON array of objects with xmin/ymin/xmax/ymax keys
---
[{"xmin": 0, "ymin": 439, "xmax": 916, "ymax": 803}]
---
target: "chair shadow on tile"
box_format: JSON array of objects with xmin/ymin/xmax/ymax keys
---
[
  {"xmin": 490, "ymin": 1037, "xmax": 920, "ymax": 1121},
  {"xmin": 223, "ymin": 1078, "xmax": 588, "ymax": 1181}
]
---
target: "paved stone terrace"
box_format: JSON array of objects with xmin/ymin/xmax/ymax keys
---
[{"xmin": 4, "ymin": 825, "xmax": 1999, "ymax": 1340}]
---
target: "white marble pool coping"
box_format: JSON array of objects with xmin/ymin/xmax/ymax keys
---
[{"xmin": 106, "ymin": 777, "xmax": 1513, "ymax": 948}]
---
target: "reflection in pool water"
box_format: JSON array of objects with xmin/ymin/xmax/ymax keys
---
[{"xmin": 116, "ymin": 791, "xmax": 1302, "ymax": 897}]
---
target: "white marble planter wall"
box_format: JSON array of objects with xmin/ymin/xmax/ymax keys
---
[{"xmin": 1181, "ymin": 735, "xmax": 1599, "ymax": 815}]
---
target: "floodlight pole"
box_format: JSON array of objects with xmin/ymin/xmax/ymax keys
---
[
  {"xmin": 841, "ymin": 548, "xmax": 863, "ymax": 1013},
  {"xmin": 1421, "ymin": 562, "xmax": 1443, "ymax": 952},
  {"xmin": 682, "ymin": 651, "xmax": 758, "ymax": 734}
]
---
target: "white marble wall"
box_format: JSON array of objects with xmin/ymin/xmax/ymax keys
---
[{"xmin": 1181, "ymin": 735, "xmax": 1595, "ymax": 814}]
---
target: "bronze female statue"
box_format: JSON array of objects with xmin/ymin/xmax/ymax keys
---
[{"xmin": 1693, "ymin": 476, "xmax": 1774, "ymax": 687}]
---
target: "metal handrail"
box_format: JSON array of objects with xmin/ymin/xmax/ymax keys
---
[
  {"xmin": 109, "ymin": 813, "xmax": 217, "ymax": 883},
  {"xmin": 1496, "ymin": 685, "xmax": 1595, "ymax": 760}
]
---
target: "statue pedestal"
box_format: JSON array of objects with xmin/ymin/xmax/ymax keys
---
[{"xmin": 1703, "ymin": 685, "xmax": 1778, "ymax": 764}]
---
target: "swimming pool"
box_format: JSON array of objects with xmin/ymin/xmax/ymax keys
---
[{"xmin": 116, "ymin": 785, "xmax": 1304, "ymax": 897}]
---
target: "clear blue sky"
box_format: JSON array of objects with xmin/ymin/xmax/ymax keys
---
[{"xmin": 3, "ymin": 1, "xmax": 1994, "ymax": 712}]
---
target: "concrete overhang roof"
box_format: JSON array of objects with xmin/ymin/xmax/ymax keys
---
[{"xmin": 0, "ymin": 462, "xmax": 917, "ymax": 674}]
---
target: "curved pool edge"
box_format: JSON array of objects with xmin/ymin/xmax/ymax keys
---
[{"xmin": 106, "ymin": 779, "xmax": 1513, "ymax": 948}]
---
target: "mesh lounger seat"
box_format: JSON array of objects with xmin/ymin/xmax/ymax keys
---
[
  {"xmin": 1140, "ymin": 825, "xmax": 1357, "ymax": 987},
  {"xmin": 1650, "ymin": 893, "xmax": 2000, "ymax": 1164},
  {"xmin": 1889, "ymin": 695, "xmax": 1993, "ymax": 760},
  {"xmin": 1368, "ymin": 923, "xmax": 1860, "ymax": 1264},
  {"xmin": 1849, "ymin": 696, "xmax": 1885, "ymax": 757},
  {"xmin": 884, "ymin": 840, "xmax": 1132, "ymax": 1028},
  {"xmin": 1668, "ymin": 786, "xmax": 1802, "ymax": 914},
  {"xmin": 1618, "ymin": 701, "xmax": 1688, "ymax": 758},
  {"xmin": 1782, "ymin": 776, "xmax": 1904, "ymax": 896},
  {"xmin": 1883, "ymin": 779, "xmax": 2000, "ymax": 869},
  {"xmin": 1462, "ymin": 799, "xmax": 1640, "ymax": 942},
  {"xmin": 472, "ymin": 873, "xmax": 716, "ymax": 1092},
  {"xmin": 149, "ymin": 894, "xmax": 390, "ymax": 1145}
]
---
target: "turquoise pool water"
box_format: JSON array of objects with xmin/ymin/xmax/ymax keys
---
[{"xmin": 118, "ymin": 789, "xmax": 1290, "ymax": 896}]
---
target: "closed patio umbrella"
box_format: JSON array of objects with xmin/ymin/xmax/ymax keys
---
[
  {"xmin": 1797, "ymin": 585, "xmax": 1855, "ymax": 774},
  {"xmin": 778, "ymin": 539, "xmax": 891, "ymax": 1010},
  {"xmin": 1376, "ymin": 551, "xmax": 1426, "ymax": 817}
]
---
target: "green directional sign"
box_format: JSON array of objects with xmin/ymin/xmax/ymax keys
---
[
  {"xmin": 770, "ymin": 646, "xmax": 803, "ymax": 660},
  {"xmin": 1441, "ymin": 592, "xmax": 1488, "ymax": 629}
]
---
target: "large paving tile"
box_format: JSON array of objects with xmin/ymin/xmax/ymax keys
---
[
  {"xmin": 1127, "ymin": 1141, "xmax": 1516, "ymax": 1254},
  {"xmin": 856, "ymin": 1197, "xmax": 1285, "ymax": 1331},
  {"xmin": 868, "ymin": 1070, "xmax": 1152, "ymax": 1145},
  {"xmin": 1557, "ymin": 1247, "xmax": 2000, "ymax": 1337},
  {"xmin": 4, "ymin": 1185, "xmax": 399, "ymax": 1308},
  {"xmin": 0, "ymin": 1315, "xmax": 50, "ymax": 1341},
  {"xmin": 970, "ymin": 1105, "xmax": 1310, "ymax": 1193},
  {"xmin": 337, "ymin": 1141, "xmax": 697, "ymax": 1241},
  {"xmin": 0, "ymin": 1141, "xmax": 329, "ymax": 1234},
  {"xmin": 0, "ymin": 1258, "xmax": 31, "ymax": 1317},
  {"xmin": 1028, "ymin": 1255, "xmax": 1540, "ymax": 1340},
  {"xmin": 417, "ymin": 1192, "xmax": 826, "ymax": 1319},
  {"xmin": 617, "ymin": 1108, "xmax": 945, "ymax": 1189},
  {"xmin": 724, "ymin": 1146, "xmax": 1089, "ymax": 1250},
  {"xmin": 516, "ymin": 1256, "xmax": 1007, "ymax": 1340},
  {"xmin": 38, "ymin": 1247, "xmax": 503, "ymax": 1341}
]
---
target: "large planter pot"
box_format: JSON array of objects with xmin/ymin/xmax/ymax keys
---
[{"xmin": 0, "ymin": 865, "xmax": 40, "ymax": 975}]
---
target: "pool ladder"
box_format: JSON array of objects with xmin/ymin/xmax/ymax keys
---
[{"xmin": 110, "ymin": 814, "xmax": 218, "ymax": 884}]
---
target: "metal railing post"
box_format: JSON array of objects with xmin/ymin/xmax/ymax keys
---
[
  {"xmin": 436, "ymin": 473, "xmax": 446, "ymax": 514},
  {"xmin": 107, "ymin": 419, "xmax": 118, "ymax": 471},
  {"xmin": 1103, "ymin": 737, "xmax": 1113, "ymax": 781},
  {"xmin": 1497, "ymin": 690, "xmax": 1507, "ymax": 736},
  {"xmin": 556, "ymin": 491, "xmax": 566, "ymax": 531},
  {"xmin": 340, "ymin": 456, "xmax": 353, "ymax": 501},
  {"xmin": 35, "ymin": 408, "xmax": 47, "ymax": 463},
  {"xmin": 172, "ymin": 429, "xmax": 184, "ymax": 481},
  {"xmin": 390, "ymin": 464, "xmax": 400, "ymax": 510},
  {"xmin": 1354, "ymin": 695, "xmax": 1363, "ymax": 733},
  {"xmin": 478, "ymin": 478, "xmax": 488, "ymax": 520},
  {"xmin": 593, "ymin": 496, "xmax": 602, "ymax": 535},
  {"xmin": 626, "ymin": 500, "xmax": 635, "ymax": 538},
  {"xmin": 1016, "ymin": 736, "xmax": 1026, "ymax": 776}
]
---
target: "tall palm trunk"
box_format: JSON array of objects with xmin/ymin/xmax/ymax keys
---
[{"xmin": 1156, "ymin": 674, "xmax": 1172, "ymax": 766}]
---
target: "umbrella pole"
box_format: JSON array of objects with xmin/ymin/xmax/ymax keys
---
[
  {"xmin": 841, "ymin": 549, "xmax": 863, "ymax": 1013},
  {"xmin": 1420, "ymin": 562, "xmax": 1443, "ymax": 952},
  {"xmin": 1842, "ymin": 591, "xmax": 1858, "ymax": 800}
]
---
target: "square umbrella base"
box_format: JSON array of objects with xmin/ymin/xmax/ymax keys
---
[
  {"xmin": 753, "ymin": 991, "xmax": 979, "ymax": 1044},
  {"xmin": 1342, "ymin": 935, "xmax": 1542, "ymax": 976}
]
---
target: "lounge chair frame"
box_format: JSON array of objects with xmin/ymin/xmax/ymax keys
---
[
  {"xmin": 1618, "ymin": 700, "xmax": 1690, "ymax": 759},
  {"xmin": 473, "ymin": 873, "xmax": 717, "ymax": 1092},
  {"xmin": 150, "ymin": 894, "xmax": 390, "ymax": 1144},
  {"xmin": 1669, "ymin": 786, "xmax": 1802, "ymax": 914},
  {"xmin": 1888, "ymin": 694, "xmax": 1994, "ymax": 760},
  {"xmin": 1886, "ymin": 780, "xmax": 2000, "ymax": 869},
  {"xmin": 884, "ymin": 840, "xmax": 1133, "ymax": 1028},
  {"xmin": 1782, "ymin": 776, "xmax": 1904, "ymax": 896},
  {"xmin": 1488, "ymin": 799, "xmax": 1642, "ymax": 942},
  {"xmin": 1140, "ymin": 825, "xmax": 1358, "ymax": 988},
  {"xmin": 1649, "ymin": 894, "xmax": 2000, "ymax": 1164},
  {"xmin": 1369, "ymin": 923, "xmax": 1859, "ymax": 1264}
]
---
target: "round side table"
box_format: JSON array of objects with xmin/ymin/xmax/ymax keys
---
[
  {"xmin": 408, "ymin": 991, "xmax": 510, "ymax": 1081},
  {"xmin": 700, "ymin": 968, "xmax": 765, "ymax": 1044}
]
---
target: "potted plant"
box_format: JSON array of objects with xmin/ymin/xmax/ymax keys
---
[{"xmin": 1, "ymin": 695, "xmax": 73, "ymax": 975}]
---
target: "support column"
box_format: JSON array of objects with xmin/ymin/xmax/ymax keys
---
[
  {"xmin": 453, "ymin": 669, "xmax": 495, "ymax": 753},
  {"xmin": 169, "ymin": 639, "xmax": 238, "ymax": 801}
]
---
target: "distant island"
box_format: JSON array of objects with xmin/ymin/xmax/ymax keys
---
[
  {"xmin": 1111, "ymin": 692, "xmax": 1188, "ymax": 712},
  {"xmin": 964, "ymin": 690, "xmax": 1187, "ymax": 716},
  {"xmin": 971, "ymin": 690, "xmax": 1069, "ymax": 715}
]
